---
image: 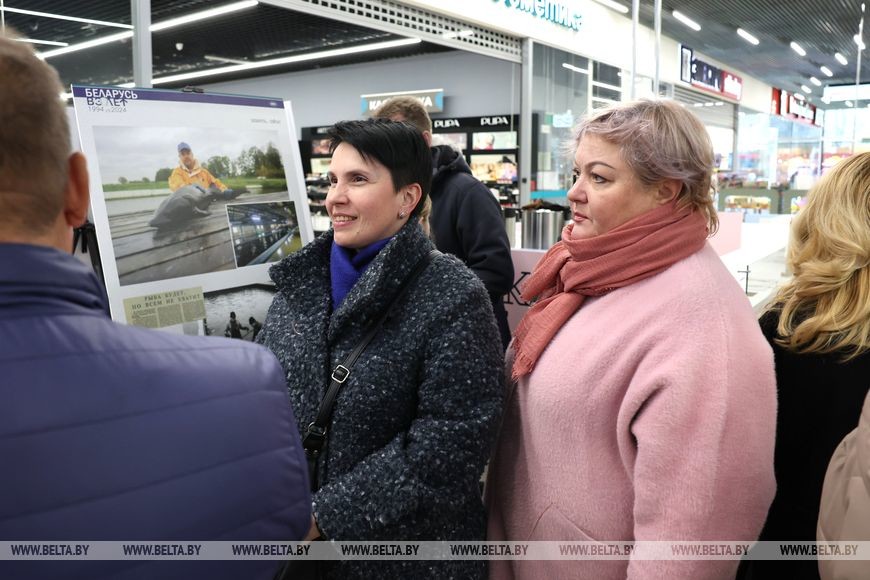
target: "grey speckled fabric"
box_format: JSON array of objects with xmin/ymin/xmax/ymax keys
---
[{"xmin": 258, "ymin": 220, "xmax": 504, "ymax": 579}]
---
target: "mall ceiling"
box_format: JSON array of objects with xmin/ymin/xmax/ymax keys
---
[
  {"xmin": 636, "ymin": 0, "xmax": 869, "ymax": 108},
  {"xmin": 1, "ymin": 0, "xmax": 867, "ymax": 109}
]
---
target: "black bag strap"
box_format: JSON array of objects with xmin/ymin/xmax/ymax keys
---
[{"xmin": 302, "ymin": 249, "xmax": 440, "ymax": 491}]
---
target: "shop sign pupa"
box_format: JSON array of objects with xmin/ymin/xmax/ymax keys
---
[
  {"xmin": 361, "ymin": 89, "xmax": 444, "ymax": 115},
  {"xmin": 496, "ymin": 0, "xmax": 581, "ymax": 31}
]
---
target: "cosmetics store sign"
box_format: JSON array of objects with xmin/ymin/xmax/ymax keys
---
[
  {"xmin": 361, "ymin": 89, "xmax": 444, "ymax": 115},
  {"xmin": 494, "ymin": 0, "xmax": 581, "ymax": 32}
]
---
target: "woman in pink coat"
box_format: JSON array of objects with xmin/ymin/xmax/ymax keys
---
[{"xmin": 486, "ymin": 99, "xmax": 777, "ymax": 580}]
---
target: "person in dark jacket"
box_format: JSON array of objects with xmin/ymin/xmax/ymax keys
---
[
  {"xmin": 225, "ymin": 311, "xmax": 249, "ymax": 338},
  {"xmin": 257, "ymin": 119, "xmax": 504, "ymax": 579},
  {"xmin": 373, "ymin": 97, "xmax": 515, "ymax": 350},
  {"xmin": 249, "ymin": 316, "xmax": 263, "ymax": 341},
  {"xmin": 738, "ymin": 153, "xmax": 870, "ymax": 580},
  {"xmin": 0, "ymin": 31, "xmax": 311, "ymax": 580}
]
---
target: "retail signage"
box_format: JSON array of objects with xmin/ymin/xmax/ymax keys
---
[
  {"xmin": 432, "ymin": 115, "xmax": 519, "ymax": 129},
  {"xmin": 360, "ymin": 89, "xmax": 444, "ymax": 116},
  {"xmin": 679, "ymin": 45, "xmax": 742, "ymax": 101},
  {"xmin": 495, "ymin": 0, "xmax": 581, "ymax": 32},
  {"xmin": 722, "ymin": 72, "xmax": 743, "ymax": 100},
  {"xmin": 771, "ymin": 88, "xmax": 819, "ymax": 125},
  {"xmin": 789, "ymin": 95, "xmax": 814, "ymax": 121}
]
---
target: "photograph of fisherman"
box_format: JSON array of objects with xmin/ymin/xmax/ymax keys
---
[
  {"xmin": 256, "ymin": 118, "xmax": 504, "ymax": 579},
  {"xmin": 149, "ymin": 141, "xmax": 243, "ymax": 229}
]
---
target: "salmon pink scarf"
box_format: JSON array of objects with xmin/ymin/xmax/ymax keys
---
[{"xmin": 512, "ymin": 202, "xmax": 708, "ymax": 380}]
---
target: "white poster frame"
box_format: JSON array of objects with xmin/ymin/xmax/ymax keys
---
[{"xmin": 72, "ymin": 85, "xmax": 312, "ymax": 324}]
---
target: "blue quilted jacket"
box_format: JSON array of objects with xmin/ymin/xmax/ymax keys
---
[{"xmin": 0, "ymin": 243, "xmax": 310, "ymax": 580}]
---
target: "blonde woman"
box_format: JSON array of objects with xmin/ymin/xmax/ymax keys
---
[
  {"xmin": 486, "ymin": 100, "xmax": 776, "ymax": 580},
  {"xmin": 743, "ymin": 153, "xmax": 870, "ymax": 580}
]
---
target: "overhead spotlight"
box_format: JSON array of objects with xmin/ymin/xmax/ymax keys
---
[
  {"xmin": 846, "ymin": 100, "xmax": 854, "ymax": 107},
  {"xmin": 736, "ymin": 28, "xmax": 759, "ymax": 45},
  {"xmin": 835, "ymin": 52, "xmax": 848, "ymax": 65},
  {"xmin": 591, "ymin": 0, "xmax": 629, "ymax": 13},
  {"xmin": 562, "ymin": 62, "xmax": 590, "ymax": 74},
  {"xmin": 673, "ymin": 10, "xmax": 701, "ymax": 31},
  {"xmin": 14, "ymin": 38, "xmax": 69, "ymax": 47},
  {"xmin": 794, "ymin": 93, "xmax": 805, "ymax": 101},
  {"xmin": 801, "ymin": 85, "xmax": 812, "ymax": 93},
  {"xmin": 790, "ymin": 42, "xmax": 806, "ymax": 56},
  {"xmin": 820, "ymin": 65, "xmax": 833, "ymax": 77},
  {"xmin": 810, "ymin": 77, "xmax": 821, "ymax": 86},
  {"xmin": 855, "ymin": 34, "xmax": 867, "ymax": 50}
]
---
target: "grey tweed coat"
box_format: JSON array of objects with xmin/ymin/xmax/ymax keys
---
[{"xmin": 258, "ymin": 220, "xmax": 504, "ymax": 579}]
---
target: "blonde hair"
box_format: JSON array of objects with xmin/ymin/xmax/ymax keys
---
[
  {"xmin": 372, "ymin": 96, "xmax": 433, "ymax": 134},
  {"xmin": 768, "ymin": 153, "xmax": 870, "ymax": 360},
  {"xmin": 0, "ymin": 30, "xmax": 69, "ymax": 235},
  {"xmin": 575, "ymin": 99, "xmax": 718, "ymax": 234},
  {"xmin": 418, "ymin": 196, "xmax": 433, "ymax": 238}
]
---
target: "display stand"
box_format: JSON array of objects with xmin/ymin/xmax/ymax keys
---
[
  {"xmin": 72, "ymin": 219, "xmax": 104, "ymax": 285},
  {"xmin": 72, "ymin": 85, "xmax": 312, "ymax": 331}
]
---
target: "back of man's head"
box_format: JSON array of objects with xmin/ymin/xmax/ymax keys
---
[
  {"xmin": 372, "ymin": 96, "xmax": 432, "ymax": 135},
  {"xmin": 0, "ymin": 31, "xmax": 70, "ymax": 238}
]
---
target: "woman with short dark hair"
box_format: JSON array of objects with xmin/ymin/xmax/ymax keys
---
[{"xmin": 258, "ymin": 119, "xmax": 504, "ymax": 579}]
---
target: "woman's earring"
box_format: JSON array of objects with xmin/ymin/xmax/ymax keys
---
[{"xmin": 399, "ymin": 210, "xmax": 407, "ymax": 219}]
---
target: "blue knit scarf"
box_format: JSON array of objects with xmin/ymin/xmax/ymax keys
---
[{"xmin": 330, "ymin": 238, "xmax": 392, "ymax": 309}]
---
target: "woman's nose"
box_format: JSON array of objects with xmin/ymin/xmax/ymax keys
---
[
  {"xmin": 325, "ymin": 182, "xmax": 345, "ymax": 206},
  {"xmin": 567, "ymin": 177, "xmax": 585, "ymax": 202}
]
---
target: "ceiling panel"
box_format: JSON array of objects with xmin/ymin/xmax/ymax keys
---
[
  {"xmin": 636, "ymin": 0, "xmax": 869, "ymax": 109},
  {"xmin": 1, "ymin": 0, "xmax": 868, "ymax": 110}
]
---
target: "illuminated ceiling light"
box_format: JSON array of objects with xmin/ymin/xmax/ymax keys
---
[
  {"xmin": 736, "ymin": 28, "xmax": 759, "ymax": 45},
  {"xmin": 704, "ymin": 102, "xmax": 715, "ymax": 106},
  {"xmin": 672, "ymin": 10, "xmax": 701, "ymax": 32},
  {"xmin": 794, "ymin": 93, "xmax": 805, "ymax": 101},
  {"xmin": 810, "ymin": 76, "xmax": 822, "ymax": 86},
  {"xmin": 821, "ymin": 96, "xmax": 831, "ymax": 104},
  {"xmin": 441, "ymin": 29, "xmax": 474, "ymax": 39},
  {"xmin": 820, "ymin": 65, "xmax": 833, "ymax": 77},
  {"xmin": 149, "ymin": 38, "xmax": 423, "ymax": 85},
  {"xmin": 591, "ymin": 0, "xmax": 629, "ymax": 13},
  {"xmin": 204, "ymin": 54, "xmax": 248, "ymax": 65},
  {"xmin": 846, "ymin": 100, "xmax": 854, "ymax": 107},
  {"xmin": 14, "ymin": 38, "xmax": 68, "ymax": 47},
  {"xmin": 150, "ymin": 0, "xmax": 258, "ymax": 32},
  {"xmin": 835, "ymin": 52, "xmax": 848, "ymax": 65},
  {"xmin": 855, "ymin": 34, "xmax": 867, "ymax": 50},
  {"xmin": 39, "ymin": 30, "xmax": 134, "ymax": 59},
  {"xmin": 562, "ymin": 62, "xmax": 590, "ymax": 74},
  {"xmin": 0, "ymin": 6, "xmax": 132, "ymax": 29},
  {"xmin": 790, "ymin": 42, "xmax": 806, "ymax": 56},
  {"xmin": 40, "ymin": 1, "xmax": 259, "ymax": 59},
  {"xmin": 801, "ymin": 85, "xmax": 812, "ymax": 93}
]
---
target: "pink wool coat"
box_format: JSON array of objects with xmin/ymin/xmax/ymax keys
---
[{"xmin": 486, "ymin": 244, "xmax": 777, "ymax": 580}]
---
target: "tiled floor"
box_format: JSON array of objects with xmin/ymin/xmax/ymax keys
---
[{"xmin": 717, "ymin": 214, "xmax": 792, "ymax": 314}]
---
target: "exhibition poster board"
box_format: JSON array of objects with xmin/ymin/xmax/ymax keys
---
[{"xmin": 72, "ymin": 86, "xmax": 312, "ymax": 330}]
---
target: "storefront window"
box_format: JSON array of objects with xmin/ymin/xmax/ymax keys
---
[
  {"xmin": 734, "ymin": 108, "xmax": 822, "ymax": 213},
  {"xmin": 529, "ymin": 44, "xmax": 622, "ymax": 202},
  {"xmin": 821, "ymin": 108, "xmax": 870, "ymax": 174}
]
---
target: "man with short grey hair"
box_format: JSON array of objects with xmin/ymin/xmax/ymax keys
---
[{"xmin": 0, "ymin": 31, "xmax": 310, "ymax": 580}]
